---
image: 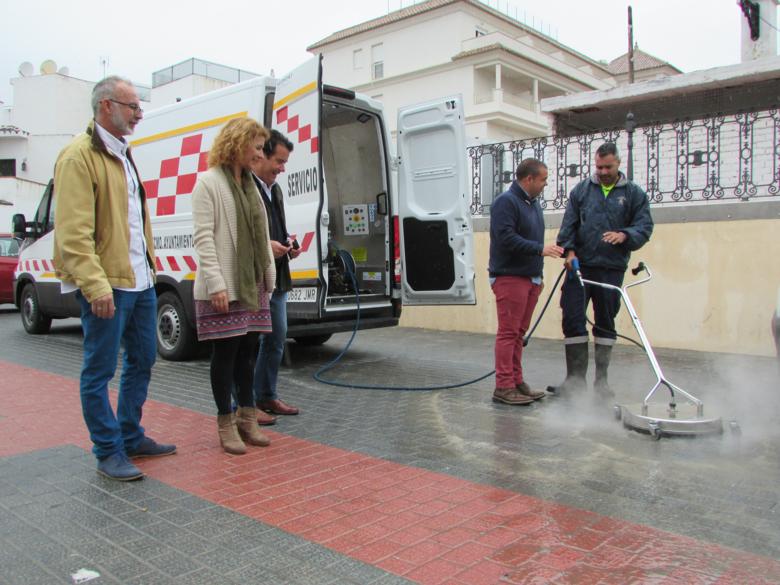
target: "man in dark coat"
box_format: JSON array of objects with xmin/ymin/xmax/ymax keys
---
[
  {"xmin": 552, "ymin": 142, "xmax": 654, "ymax": 400},
  {"xmin": 250, "ymin": 130, "xmax": 301, "ymax": 422}
]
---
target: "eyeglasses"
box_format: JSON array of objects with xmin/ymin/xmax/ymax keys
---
[{"xmin": 109, "ymin": 99, "xmax": 144, "ymax": 113}]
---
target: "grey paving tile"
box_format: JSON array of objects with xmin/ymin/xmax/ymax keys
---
[
  {"xmin": 165, "ymin": 532, "xmax": 218, "ymax": 556},
  {"xmin": 156, "ymin": 507, "xmax": 200, "ymax": 526},
  {"xmin": 145, "ymin": 548, "xmax": 200, "ymax": 577},
  {"xmin": 96, "ymin": 555, "xmax": 156, "ymax": 582},
  {"xmin": 122, "ymin": 571, "xmax": 177, "ymax": 585},
  {"xmin": 175, "ymin": 567, "xmax": 240, "ymax": 585},
  {"xmin": 327, "ymin": 558, "xmax": 393, "ymax": 583},
  {"xmin": 185, "ymin": 517, "xmax": 238, "ymax": 539},
  {"xmin": 195, "ymin": 547, "xmax": 252, "ymax": 574},
  {"xmin": 240, "ymin": 547, "xmax": 299, "ymax": 573},
  {"xmin": 227, "ymin": 562, "xmax": 297, "ymax": 584},
  {"xmin": 288, "ymin": 541, "xmax": 349, "ymax": 567},
  {"xmin": 115, "ymin": 508, "xmax": 163, "ymax": 529},
  {"xmin": 120, "ymin": 538, "xmax": 173, "ymax": 560},
  {"xmin": 132, "ymin": 495, "xmax": 180, "ymax": 514},
  {"xmin": 139, "ymin": 520, "xmax": 182, "ymax": 541}
]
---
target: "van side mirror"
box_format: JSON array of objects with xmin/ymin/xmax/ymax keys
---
[{"xmin": 12, "ymin": 214, "xmax": 27, "ymax": 239}]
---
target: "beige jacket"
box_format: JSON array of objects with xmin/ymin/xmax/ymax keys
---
[
  {"xmin": 192, "ymin": 167, "xmax": 275, "ymax": 302},
  {"xmin": 53, "ymin": 122, "xmax": 156, "ymax": 302}
]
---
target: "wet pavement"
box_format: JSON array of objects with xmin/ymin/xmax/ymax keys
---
[{"xmin": 0, "ymin": 305, "xmax": 779, "ymax": 584}]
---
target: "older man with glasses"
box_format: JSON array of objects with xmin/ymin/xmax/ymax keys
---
[{"xmin": 53, "ymin": 76, "xmax": 176, "ymax": 481}]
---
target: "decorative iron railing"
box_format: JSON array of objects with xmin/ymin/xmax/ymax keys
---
[{"xmin": 468, "ymin": 108, "xmax": 780, "ymax": 215}]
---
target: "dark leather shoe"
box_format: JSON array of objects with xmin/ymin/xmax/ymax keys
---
[
  {"xmin": 97, "ymin": 452, "xmax": 144, "ymax": 481},
  {"xmin": 259, "ymin": 398, "xmax": 299, "ymax": 415},
  {"xmin": 256, "ymin": 409, "xmax": 277, "ymax": 426},
  {"xmin": 127, "ymin": 437, "xmax": 177, "ymax": 458}
]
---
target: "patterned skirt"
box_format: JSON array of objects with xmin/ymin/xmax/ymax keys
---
[{"xmin": 195, "ymin": 282, "xmax": 272, "ymax": 341}]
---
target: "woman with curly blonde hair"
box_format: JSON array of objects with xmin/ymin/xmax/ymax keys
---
[{"xmin": 192, "ymin": 117, "xmax": 275, "ymax": 455}]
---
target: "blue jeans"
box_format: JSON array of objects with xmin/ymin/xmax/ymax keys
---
[
  {"xmin": 253, "ymin": 290, "xmax": 287, "ymax": 402},
  {"xmin": 77, "ymin": 288, "xmax": 157, "ymax": 459}
]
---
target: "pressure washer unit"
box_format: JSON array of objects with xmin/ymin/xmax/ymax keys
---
[{"xmin": 572, "ymin": 259, "xmax": 729, "ymax": 439}]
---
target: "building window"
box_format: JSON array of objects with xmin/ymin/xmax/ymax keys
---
[
  {"xmin": 0, "ymin": 159, "xmax": 16, "ymax": 177},
  {"xmin": 371, "ymin": 43, "xmax": 384, "ymax": 80},
  {"xmin": 353, "ymin": 49, "xmax": 363, "ymax": 70}
]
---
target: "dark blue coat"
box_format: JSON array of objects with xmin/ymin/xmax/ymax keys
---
[
  {"xmin": 488, "ymin": 181, "xmax": 545, "ymax": 278},
  {"xmin": 557, "ymin": 172, "xmax": 653, "ymax": 271}
]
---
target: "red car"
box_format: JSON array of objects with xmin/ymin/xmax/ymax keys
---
[{"xmin": 0, "ymin": 234, "xmax": 20, "ymax": 305}]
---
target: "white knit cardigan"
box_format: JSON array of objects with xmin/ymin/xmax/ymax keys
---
[{"xmin": 192, "ymin": 167, "xmax": 276, "ymax": 302}]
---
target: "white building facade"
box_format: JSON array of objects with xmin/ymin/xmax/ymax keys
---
[
  {"xmin": 307, "ymin": 0, "xmax": 616, "ymax": 144},
  {"xmin": 0, "ymin": 72, "xmax": 97, "ymax": 229}
]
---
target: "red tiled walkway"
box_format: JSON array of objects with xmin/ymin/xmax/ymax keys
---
[{"xmin": 1, "ymin": 360, "xmax": 778, "ymax": 584}]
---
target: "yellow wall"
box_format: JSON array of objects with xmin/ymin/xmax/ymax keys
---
[{"xmin": 400, "ymin": 218, "xmax": 780, "ymax": 356}]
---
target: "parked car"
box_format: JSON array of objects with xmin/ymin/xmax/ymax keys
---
[{"xmin": 0, "ymin": 234, "xmax": 20, "ymax": 305}]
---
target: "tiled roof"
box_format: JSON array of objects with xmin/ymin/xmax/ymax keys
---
[{"xmin": 608, "ymin": 47, "xmax": 682, "ymax": 75}]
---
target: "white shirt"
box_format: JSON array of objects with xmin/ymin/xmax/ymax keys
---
[
  {"xmin": 255, "ymin": 175, "xmax": 274, "ymax": 203},
  {"xmin": 61, "ymin": 122, "xmax": 153, "ymax": 295}
]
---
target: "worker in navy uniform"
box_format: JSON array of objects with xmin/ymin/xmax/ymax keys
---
[{"xmin": 552, "ymin": 142, "xmax": 654, "ymax": 400}]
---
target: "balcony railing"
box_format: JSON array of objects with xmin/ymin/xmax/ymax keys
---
[{"xmin": 468, "ymin": 108, "xmax": 780, "ymax": 215}]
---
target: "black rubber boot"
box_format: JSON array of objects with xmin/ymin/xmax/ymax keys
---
[
  {"xmin": 593, "ymin": 343, "xmax": 615, "ymax": 400},
  {"xmin": 547, "ymin": 342, "xmax": 588, "ymax": 396}
]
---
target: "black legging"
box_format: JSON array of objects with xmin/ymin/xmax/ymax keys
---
[{"xmin": 210, "ymin": 333, "xmax": 259, "ymax": 415}]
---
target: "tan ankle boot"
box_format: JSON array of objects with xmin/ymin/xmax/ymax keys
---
[
  {"xmin": 217, "ymin": 413, "xmax": 246, "ymax": 455},
  {"xmin": 236, "ymin": 407, "xmax": 271, "ymax": 447}
]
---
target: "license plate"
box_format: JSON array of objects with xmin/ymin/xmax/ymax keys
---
[{"xmin": 287, "ymin": 287, "xmax": 317, "ymax": 303}]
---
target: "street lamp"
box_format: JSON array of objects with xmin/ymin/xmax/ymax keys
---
[{"xmin": 625, "ymin": 111, "xmax": 636, "ymax": 181}]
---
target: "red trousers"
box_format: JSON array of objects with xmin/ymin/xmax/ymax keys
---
[{"xmin": 492, "ymin": 276, "xmax": 541, "ymax": 389}]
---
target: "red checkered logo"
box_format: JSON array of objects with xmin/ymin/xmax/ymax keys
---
[
  {"xmin": 276, "ymin": 106, "xmax": 319, "ymax": 154},
  {"xmin": 142, "ymin": 134, "xmax": 209, "ymax": 217}
]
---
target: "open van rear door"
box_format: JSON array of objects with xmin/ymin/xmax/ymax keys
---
[
  {"xmin": 272, "ymin": 55, "xmax": 325, "ymax": 319},
  {"xmin": 397, "ymin": 95, "xmax": 476, "ymax": 305}
]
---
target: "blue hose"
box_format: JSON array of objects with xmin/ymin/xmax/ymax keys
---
[{"xmin": 312, "ymin": 250, "xmax": 560, "ymax": 391}]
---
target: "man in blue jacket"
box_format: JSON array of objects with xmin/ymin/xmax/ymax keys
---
[
  {"xmin": 552, "ymin": 143, "xmax": 654, "ymax": 399},
  {"xmin": 489, "ymin": 159, "xmax": 563, "ymax": 405}
]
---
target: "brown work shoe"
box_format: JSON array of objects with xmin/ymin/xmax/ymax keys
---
[
  {"xmin": 516, "ymin": 381, "xmax": 546, "ymax": 401},
  {"xmin": 256, "ymin": 409, "xmax": 277, "ymax": 426},
  {"xmin": 259, "ymin": 398, "xmax": 299, "ymax": 415},
  {"xmin": 492, "ymin": 387, "xmax": 534, "ymax": 405}
]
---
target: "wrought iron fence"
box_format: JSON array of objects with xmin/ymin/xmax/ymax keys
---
[{"xmin": 468, "ymin": 108, "xmax": 780, "ymax": 215}]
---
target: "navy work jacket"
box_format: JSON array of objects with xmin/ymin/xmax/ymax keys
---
[
  {"xmin": 488, "ymin": 181, "xmax": 545, "ymax": 278},
  {"xmin": 557, "ymin": 172, "xmax": 653, "ymax": 271}
]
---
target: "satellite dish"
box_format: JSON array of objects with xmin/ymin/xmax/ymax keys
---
[
  {"xmin": 18, "ymin": 62, "xmax": 34, "ymax": 77},
  {"xmin": 40, "ymin": 59, "xmax": 57, "ymax": 75},
  {"xmin": 58, "ymin": 66, "xmax": 70, "ymax": 76}
]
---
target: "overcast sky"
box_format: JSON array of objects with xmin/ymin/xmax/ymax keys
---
[{"xmin": 1, "ymin": 0, "xmax": 771, "ymax": 106}]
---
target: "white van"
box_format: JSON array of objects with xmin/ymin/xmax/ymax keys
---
[{"xmin": 13, "ymin": 56, "xmax": 476, "ymax": 360}]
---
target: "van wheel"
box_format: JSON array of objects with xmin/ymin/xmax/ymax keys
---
[
  {"xmin": 21, "ymin": 283, "xmax": 52, "ymax": 334},
  {"xmin": 294, "ymin": 334, "xmax": 332, "ymax": 346},
  {"xmin": 156, "ymin": 291, "xmax": 197, "ymax": 361}
]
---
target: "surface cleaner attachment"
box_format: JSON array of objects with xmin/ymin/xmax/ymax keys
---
[{"xmin": 574, "ymin": 261, "xmax": 726, "ymax": 440}]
